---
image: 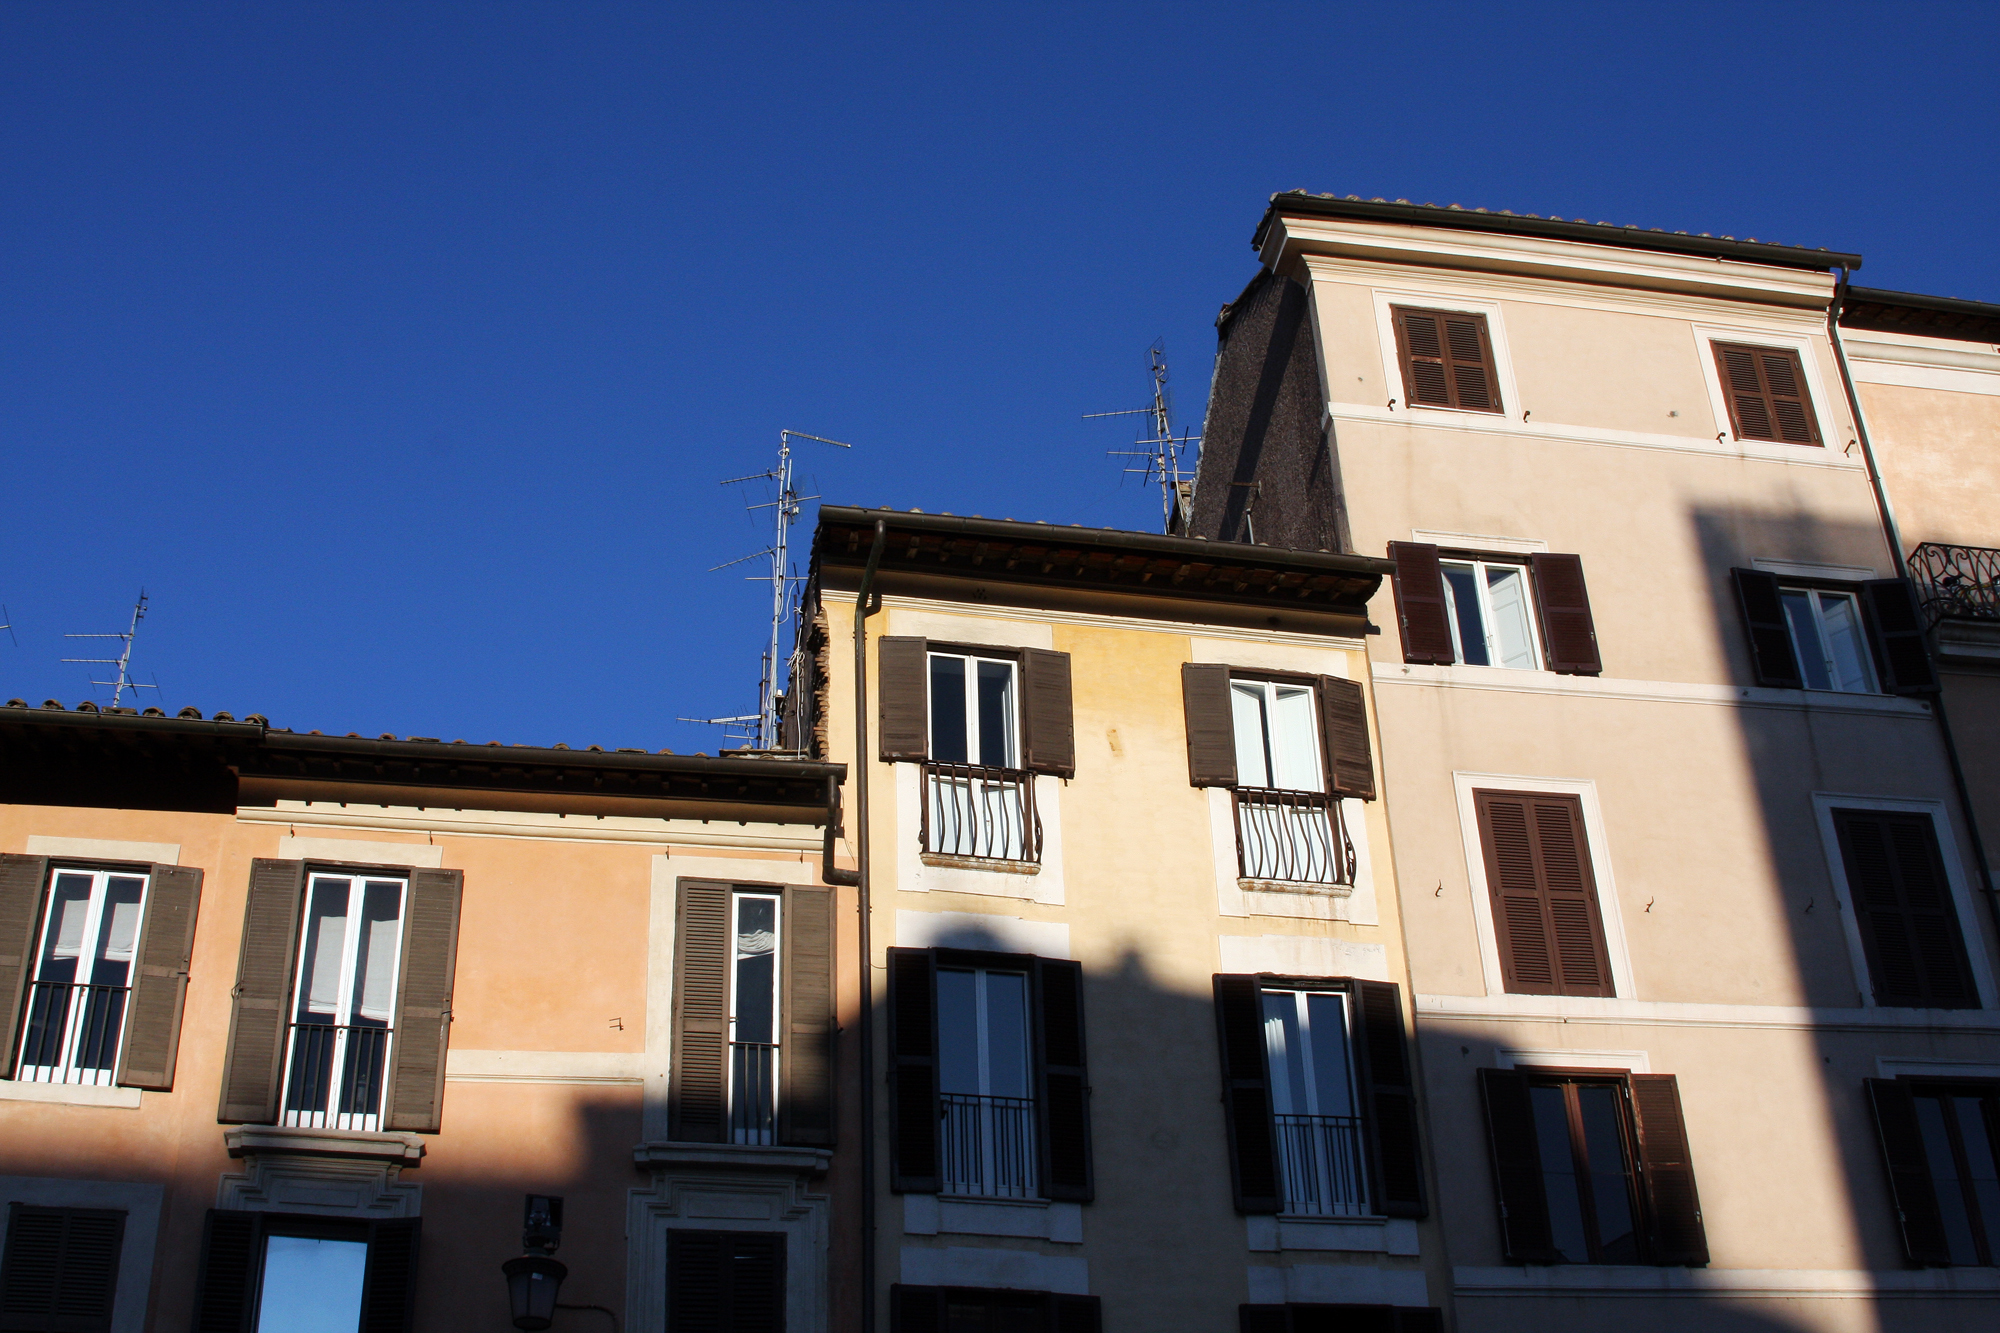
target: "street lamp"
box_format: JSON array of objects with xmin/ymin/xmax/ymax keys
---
[{"xmin": 503, "ymin": 1196, "xmax": 567, "ymax": 1331}]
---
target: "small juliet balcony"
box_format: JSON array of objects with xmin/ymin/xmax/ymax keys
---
[
  {"xmin": 922, "ymin": 763, "xmax": 1043, "ymax": 866},
  {"xmin": 1233, "ymin": 788, "xmax": 1357, "ymax": 890},
  {"xmin": 1907, "ymin": 543, "xmax": 2000, "ymax": 664}
]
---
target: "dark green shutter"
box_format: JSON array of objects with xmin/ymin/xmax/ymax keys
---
[
  {"xmin": 1865, "ymin": 1078, "xmax": 1952, "ymax": 1265},
  {"xmin": 1034, "ymin": 958, "xmax": 1093, "ymax": 1202},
  {"xmin": 1181, "ymin": 663, "xmax": 1237, "ymax": 787},
  {"xmin": 1213, "ymin": 974, "xmax": 1281, "ymax": 1213},
  {"xmin": 218, "ymin": 860, "xmax": 304, "ymax": 1124},
  {"xmin": 1530, "ymin": 554, "xmax": 1602, "ymax": 675},
  {"xmin": 1022, "ymin": 648, "xmax": 1076, "ymax": 779},
  {"xmin": 0, "ymin": 855, "xmax": 48, "ymax": 1079},
  {"xmin": 0, "ymin": 1203, "xmax": 124, "ymax": 1333},
  {"xmin": 383, "ymin": 868, "xmax": 462, "ymax": 1133},
  {"xmin": 878, "ymin": 637, "xmax": 930, "ymax": 762},
  {"xmin": 670, "ymin": 880, "xmax": 732, "ymax": 1142},
  {"xmin": 1477, "ymin": 1068, "xmax": 1558, "ymax": 1264},
  {"xmin": 117, "ymin": 864, "xmax": 203, "ymax": 1090},
  {"xmin": 1862, "ymin": 579, "xmax": 1939, "ymax": 694},
  {"xmin": 1730, "ymin": 568, "xmax": 1803, "ymax": 688},
  {"xmin": 192, "ymin": 1210, "xmax": 262, "ymax": 1333},
  {"xmin": 887, "ymin": 948, "xmax": 940, "ymax": 1193},
  {"xmin": 780, "ymin": 884, "xmax": 836, "ymax": 1146},
  {"xmin": 1629, "ymin": 1074, "xmax": 1707, "ymax": 1265},
  {"xmin": 1316, "ymin": 676, "xmax": 1375, "ymax": 802},
  {"xmin": 1388, "ymin": 543, "xmax": 1454, "ymax": 666},
  {"xmin": 1354, "ymin": 981, "xmax": 1425, "ymax": 1219},
  {"xmin": 360, "ymin": 1218, "xmax": 420, "ymax": 1333}
]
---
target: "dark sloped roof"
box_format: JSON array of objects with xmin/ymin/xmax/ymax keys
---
[{"xmin": 1840, "ymin": 286, "xmax": 2000, "ymax": 343}]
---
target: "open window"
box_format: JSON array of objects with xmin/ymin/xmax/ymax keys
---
[
  {"xmin": 1389, "ymin": 544, "xmax": 1600, "ymax": 674},
  {"xmin": 193, "ymin": 1210, "xmax": 419, "ymax": 1333},
  {"xmin": 1867, "ymin": 1076, "xmax": 2000, "ymax": 1266},
  {"xmin": 1731, "ymin": 568, "xmax": 1938, "ymax": 696}
]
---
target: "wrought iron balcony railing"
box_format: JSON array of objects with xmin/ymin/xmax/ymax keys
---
[
  {"xmin": 940, "ymin": 1092, "xmax": 1038, "ymax": 1199},
  {"xmin": 282, "ymin": 1022, "xmax": 393, "ymax": 1131},
  {"xmin": 1233, "ymin": 788, "xmax": 1357, "ymax": 887},
  {"xmin": 1908, "ymin": 542, "xmax": 2000, "ymax": 627},
  {"xmin": 922, "ymin": 763, "xmax": 1043, "ymax": 864},
  {"xmin": 1274, "ymin": 1112, "xmax": 1371, "ymax": 1217},
  {"xmin": 730, "ymin": 1041, "xmax": 778, "ymax": 1145},
  {"xmin": 15, "ymin": 981, "xmax": 130, "ymax": 1086}
]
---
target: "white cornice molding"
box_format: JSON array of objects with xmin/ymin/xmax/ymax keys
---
[
  {"xmin": 238, "ymin": 801, "xmax": 827, "ymax": 852},
  {"xmin": 1417, "ymin": 991, "xmax": 2000, "ymax": 1034},
  {"xmin": 872, "ymin": 593, "xmax": 1367, "ymax": 651},
  {"xmin": 1372, "ymin": 661, "xmax": 1934, "ymax": 720}
]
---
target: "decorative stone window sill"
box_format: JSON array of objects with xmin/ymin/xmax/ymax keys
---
[
  {"xmin": 632, "ymin": 1141, "xmax": 832, "ymax": 1174},
  {"xmin": 1238, "ymin": 879, "xmax": 1353, "ymax": 899},
  {"xmin": 1937, "ymin": 618, "xmax": 2000, "ymax": 665},
  {"xmin": 920, "ymin": 853, "xmax": 1041, "ymax": 876},
  {"xmin": 223, "ymin": 1126, "xmax": 426, "ymax": 1166},
  {"xmin": 0, "ymin": 1081, "xmax": 142, "ymax": 1109},
  {"xmin": 1247, "ymin": 1214, "xmax": 1419, "ymax": 1255},
  {"xmin": 903, "ymin": 1193, "xmax": 1083, "ymax": 1244}
]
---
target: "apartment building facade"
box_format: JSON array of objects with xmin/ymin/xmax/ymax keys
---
[
  {"xmin": 1187, "ymin": 194, "xmax": 2000, "ymax": 1331},
  {"xmin": 0, "ymin": 701, "xmax": 849, "ymax": 1332},
  {"xmin": 792, "ymin": 505, "xmax": 1450, "ymax": 1331}
]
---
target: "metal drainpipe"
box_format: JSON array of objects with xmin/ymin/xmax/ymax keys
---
[
  {"xmin": 850, "ymin": 520, "xmax": 888, "ymax": 1333},
  {"xmin": 1829, "ymin": 271, "xmax": 2000, "ymax": 940}
]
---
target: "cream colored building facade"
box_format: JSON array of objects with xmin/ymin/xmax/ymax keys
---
[{"xmin": 1187, "ymin": 195, "xmax": 2000, "ymax": 1331}]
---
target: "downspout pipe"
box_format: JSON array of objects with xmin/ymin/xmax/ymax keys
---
[
  {"xmin": 850, "ymin": 520, "xmax": 887, "ymax": 1333},
  {"xmin": 1829, "ymin": 271, "xmax": 2000, "ymax": 942}
]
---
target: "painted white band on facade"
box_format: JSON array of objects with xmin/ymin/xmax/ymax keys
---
[{"xmin": 23, "ymin": 836, "xmax": 179, "ymax": 865}]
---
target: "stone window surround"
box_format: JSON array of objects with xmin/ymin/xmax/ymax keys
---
[{"xmin": 0, "ymin": 1175, "xmax": 163, "ymax": 1333}]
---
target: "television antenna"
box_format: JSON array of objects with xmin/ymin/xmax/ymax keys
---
[
  {"xmin": 710, "ymin": 429, "xmax": 855, "ymax": 749},
  {"xmin": 0, "ymin": 605, "xmax": 16, "ymax": 647},
  {"xmin": 63, "ymin": 590, "xmax": 159, "ymax": 709},
  {"xmin": 1084, "ymin": 340, "xmax": 1201, "ymax": 532}
]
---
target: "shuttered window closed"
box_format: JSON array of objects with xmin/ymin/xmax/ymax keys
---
[
  {"xmin": 1712, "ymin": 342, "xmax": 1821, "ymax": 445},
  {"xmin": 1832, "ymin": 810, "xmax": 1978, "ymax": 1008},
  {"xmin": 1473, "ymin": 791, "xmax": 1614, "ymax": 997},
  {"xmin": 116, "ymin": 864, "xmax": 203, "ymax": 1090},
  {"xmin": 667, "ymin": 1230, "xmax": 785, "ymax": 1333},
  {"xmin": 1386, "ymin": 543, "xmax": 1455, "ymax": 666},
  {"xmin": 0, "ymin": 1203, "xmax": 124, "ymax": 1333},
  {"xmin": 1392, "ymin": 307, "xmax": 1501, "ymax": 412}
]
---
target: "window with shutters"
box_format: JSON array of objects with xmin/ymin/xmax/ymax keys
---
[
  {"xmin": 925, "ymin": 650, "xmax": 1040, "ymax": 864},
  {"xmin": 280, "ymin": 872, "xmax": 406, "ymax": 1132},
  {"xmin": 12, "ymin": 866, "xmax": 148, "ymax": 1087},
  {"xmin": 1828, "ymin": 808, "xmax": 1979, "ymax": 1009},
  {"xmin": 1440, "ymin": 559, "xmax": 1543, "ymax": 670},
  {"xmin": 729, "ymin": 891, "xmax": 782, "ymax": 1144},
  {"xmin": 0, "ymin": 1203, "xmax": 124, "ymax": 1333},
  {"xmin": 1710, "ymin": 341, "xmax": 1822, "ymax": 445},
  {"xmin": 938, "ymin": 965, "xmax": 1037, "ymax": 1198},
  {"xmin": 1473, "ymin": 791, "xmax": 1616, "ymax": 998},
  {"xmin": 1731, "ymin": 567, "xmax": 1938, "ymax": 697},
  {"xmin": 1261, "ymin": 988, "xmax": 1367, "ymax": 1216},
  {"xmin": 667, "ymin": 1230, "xmax": 785, "ymax": 1332},
  {"xmin": 1389, "ymin": 544, "xmax": 1602, "ymax": 674},
  {"xmin": 890, "ymin": 1284, "xmax": 1100, "ymax": 1333},
  {"xmin": 193, "ymin": 1210, "xmax": 419, "ymax": 1333},
  {"xmin": 1866, "ymin": 1076, "xmax": 2000, "ymax": 1266},
  {"xmin": 1783, "ymin": 587, "xmax": 1878, "ymax": 692},
  {"xmin": 1391, "ymin": 306, "xmax": 1502, "ymax": 413}
]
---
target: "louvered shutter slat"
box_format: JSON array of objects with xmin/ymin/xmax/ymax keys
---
[
  {"xmin": 667, "ymin": 1231, "xmax": 725, "ymax": 1331},
  {"xmin": 1835, "ymin": 810, "xmax": 1977, "ymax": 1008},
  {"xmin": 1445, "ymin": 316, "xmax": 1497, "ymax": 410},
  {"xmin": 878, "ymin": 637, "xmax": 931, "ymax": 762},
  {"xmin": 192, "ymin": 1210, "xmax": 262, "ymax": 1333},
  {"xmin": 1535, "ymin": 802, "xmax": 1610, "ymax": 995},
  {"xmin": 1396, "ymin": 311, "xmax": 1452, "ymax": 406},
  {"xmin": 218, "ymin": 860, "xmax": 305, "ymax": 1124},
  {"xmin": 1730, "ymin": 569, "xmax": 1804, "ymax": 688},
  {"xmin": 1714, "ymin": 342, "xmax": 1820, "ymax": 445},
  {"xmin": 1864, "ymin": 1078, "xmax": 1952, "ymax": 1265},
  {"xmin": 1388, "ymin": 543, "xmax": 1455, "ymax": 666},
  {"xmin": 780, "ymin": 885, "xmax": 836, "ymax": 1146},
  {"xmin": 0, "ymin": 856, "xmax": 49, "ymax": 1079},
  {"xmin": 360, "ymin": 1219, "xmax": 421, "ymax": 1333},
  {"xmin": 1477, "ymin": 793, "xmax": 1612, "ymax": 998},
  {"xmin": 384, "ymin": 868, "xmax": 462, "ymax": 1133},
  {"xmin": 1477, "ymin": 796, "xmax": 1555, "ymax": 994},
  {"xmin": 1630, "ymin": 1074, "xmax": 1708, "ymax": 1265},
  {"xmin": 887, "ymin": 948, "xmax": 940, "ymax": 1193},
  {"xmin": 0, "ymin": 1203, "xmax": 120, "ymax": 1332},
  {"xmin": 1354, "ymin": 981, "xmax": 1425, "ymax": 1218},
  {"xmin": 117, "ymin": 864, "xmax": 203, "ymax": 1090},
  {"xmin": 670, "ymin": 881, "xmax": 732, "ymax": 1142},
  {"xmin": 1181, "ymin": 663, "xmax": 1238, "ymax": 787},
  {"xmin": 1022, "ymin": 648, "xmax": 1076, "ymax": 778},
  {"xmin": 1213, "ymin": 974, "xmax": 1282, "ymax": 1213},
  {"xmin": 1315, "ymin": 676, "xmax": 1375, "ymax": 802},
  {"xmin": 1477, "ymin": 1068, "xmax": 1558, "ymax": 1264},
  {"xmin": 1035, "ymin": 958, "xmax": 1094, "ymax": 1201},
  {"xmin": 1861, "ymin": 579, "xmax": 1939, "ymax": 695},
  {"xmin": 1529, "ymin": 554, "xmax": 1601, "ymax": 676}
]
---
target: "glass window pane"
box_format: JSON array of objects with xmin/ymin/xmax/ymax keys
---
[
  {"xmin": 982, "ymin": 972, "xmax": 1030, "ymax": 1099},
  {"xmin": 975, "ymin": 661, "xmax": 1015, "ymax": 767},
  {"xmin": 732, "ymin": 897, "xmax": 778, "ymax": 1044},
  {"xmin": 93, "ymin": 877, "xmax": 147, "ymax": 986},
  {"xmin": 1531, "ymin": 1085, "xmax": 1590, "ymax": 1263},
  {"xmin": 1231, "ymin": 683, "xmax": 1272, "ymax": 789},
  {"xmin": 929, "ymin": 656, "xmax": 968, "ymax": 763},
  {"xmin": 1953, "ymin": 1096, "xmax": 2000, "ymax": 1263},
  {"xmin": 1303, "ymin": 992, "xmax": 1354, "ymax": 1117},
  {"xmin": 1442, "ymin": 565, "xmax": 1487, "ymax": 666},
  {"xmin": 1916, "ymin": 1093, "xmax": 1981, "ymax": 1265},
  {"xmin": 38, "ymin": 874, "xmax": 96, "ymax": 983},
  {"xmin": 298, "ymin": 881, "xmax": 352, "ymax": 1021},
  {"xmin": 1576, "ymin": 1085, "xmax": 1639, "ymax": 1263},
  {"xmin": 255, "ymin": 1234, "xmax": 368, "ymax": 1333},
  {"xmin": 1817, "ymin": 594, "xmax": 1878, "ymax": 694},
  {"xmin": 1484, "ymin": 566, "xmax": 1539, "ymax": 670},
  {"xmin": 1782, "ymin": 591, "xmax": 1833, "ymax": 690},
  {"xmin": 936, "ymin": 969, "xmax": 979, "ymax": 1094},
  {"xmin": 1268, "ymin": 686, "xmax": 1321, "ymax": 791},
  {"xmin": 1261, "ymin": 992, "xmax": 1307, "ymax": 1114},
  {"xmin": 351, "ymin": 883, "xmax": 402, "ymax": 1025}
]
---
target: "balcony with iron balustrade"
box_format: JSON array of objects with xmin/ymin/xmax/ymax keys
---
[{"xmin": 1908, "ymin": 542, "xmax": 2000, "ymax": 665}]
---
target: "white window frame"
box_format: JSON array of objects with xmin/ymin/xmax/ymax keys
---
[
  {"xmin": 936, "ymin": 964, "xmax": 1037, "ymax": 1200},
  {"xmin": 16, "ymin": 866, "xmax": 151, "ymax": 1087},
  {"xmin": 1230, "ymin": 677, "xmax": 1325, "ymax": 793},
  {"xmin": 1369, "ymin": 290, "xmax": 1522, "ymax": 422},
  {"xmin": 279, "ymin": 872, "xmax": 408, "ymax": 1132},
  {"xmin": 1811, "ymin": 794, "xmax": 1997, "ymax": 1010},
  {"xmin": 927, "ymin": 651, "xmax": 1020, "ymax": 770},
  {"xmin": 727, "ymin": 889, "xmax": 783, "ymax": 1146},
  {"xmin": 1439, "ymin": 556, "xmax": 1545, "ymax": 671},
  {"xmin": 1262, "ymin": 986, "xmax": 1369, "ymax": 1218},
  {"xmin": 1691, "ymin": 324, "xmax": 1842, "ymax": 451},
  {"xmin": 1781, "ymin": 586, "xmax": 1880, "ymax": 695}
]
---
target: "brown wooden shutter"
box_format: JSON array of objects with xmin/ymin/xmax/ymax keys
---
[
  {"xmin": 1629, "ymin": 1074, "xmax": 1707, "ymax": 1265},
  {"xmin": 360, "ymin": 1218, "xmax": 421, "ymax": 1333},
  {"xmin": 1444, "ymin": 312, "xmax": 1501, "ymax": 411},
  {"xmin": 192, "ymin": 1210, "xmax": 262, "ymax": 1333},
  {"xmin": 116, "ymin": 863, "xmax": 203, "ymax": 1090},
  {"xmin": 1387, "ymin": 543, "xmax": 1455, "ymax": 666},
  {"xmin": 1862, "ymin": 579, "xmax": 1939, "ymax": 694},
  {"xmin": 1181, "ymin": 663, "xmax": 1238, "ymax": 788},
  {"xmin": 1212, "ymin": 974, "xmax": 1281, "ymax": 1213},
  {"xmin": 887, "ymin": 947, "xmax": 940, "ymax": 1193},
  {"xmin": 1475, "ymin": 791, "xmax": 1613, "ymax": 997},
  {"xmin": 1476, "ymin": 1068, "xmax": 1558, "ymax": 1264},
  {"xmin": 0, "ymin": 854, "xmax": 48, "ymax": 1079},
  {"xmin": 1050, "ymin": 1294, "xmax": 1102, "ymax": 1333},
  {"xmin": 889, "ymin": 1284, "xmax": 944, "ymax": 1333},
  {"xmin": 878, "ymin": 636, "xmax": 930, "ymax": 762},
  {"xmin": 1022, "ymin": 648, "xmax": 1075, "ymax": 778},
  {"xmin": 670, "ymin": 879, "xmax": 731, "ymax": 1143},
  {"xmin": 1353, "ymin": 981, "xmax": 1425, "ymax": 1219},
  {"xmin": 1394, "ymin": 308, "xmax": 1452, "ymax": 407},
  {"xmin": 1529, "ymin": 554, "xmax": 1601, "ymax": 675},
  {"xmin": 1712, "ymin": 342, "xmax": 1820, "ymax": 445},
  {"xmin": 1316, "ymin": 676, "xmax": 1375, "ymax": 802},
  {"xmin": 383, "ymin": 868, "xmax": 462, "ymax": 1133},
  {"xmin": 668, "ymin": 1231, "xmax": 784, "ymax": 1332},
  {"xmin": 1864, "ymin": 1077, "xmax": 1952, "ymax": 1265},
  {"xmin": 1832, "ymin": 810, "xmax": 1977, "ymax": 1008},
  {"xmin": 1392, "ymin": 307, "xmax": 1500, "ymax": 413},
  {"xmin": 780, "ymin": 884, "xmax": 836, "ymax": 1146},
  {"xmin": 1, "ymin": 1203, "xmax": 125, "ymax": 1333},
  {"xmin": 1730, "ymin": 568, "xmax": 1803, "ymax": 688},
  {"xmin": 218, "ymin": 859, "xmax": 304, "ymax": 1124},
  {"xmin": 1034, "ymin": 958, "xmax": 1093, "ymax": 1202}
]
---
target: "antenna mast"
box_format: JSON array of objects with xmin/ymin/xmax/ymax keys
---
[
  {"xmin": 63, "ymin": 591, "xmax": 159, "ymax": 709},
  {"xmin": 1085, "ymin": 340, "xmax": 1201, "ymax": 532},
  {"xmin": 712, "ymin": 429, "xmax": 854, "ymax": 749}
]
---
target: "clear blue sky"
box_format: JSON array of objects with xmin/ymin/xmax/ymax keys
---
[{"xmin": 5, "ymin": 3, "xmax": 1995, "ymax": 752}]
